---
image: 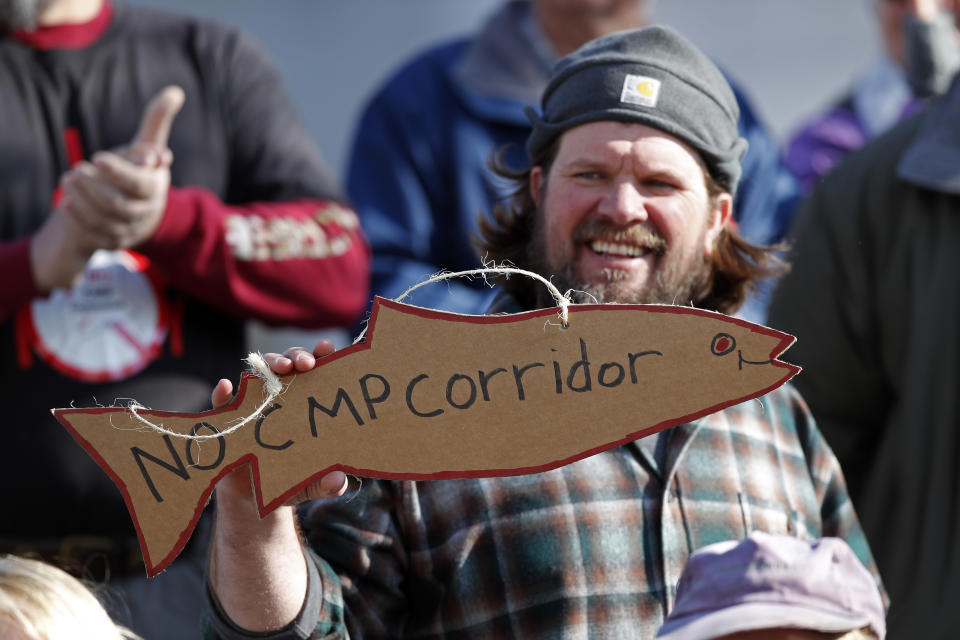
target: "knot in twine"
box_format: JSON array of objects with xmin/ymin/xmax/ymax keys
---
[{"xmin": 125, "ymin": 352, "xmax": 283, "ymax": 440}]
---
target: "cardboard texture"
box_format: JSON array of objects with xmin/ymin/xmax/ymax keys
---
[{"xmin": 53, "ymin": 297, "xmax": 799, "ymax": 576}]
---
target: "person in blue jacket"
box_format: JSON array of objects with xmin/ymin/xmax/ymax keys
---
[{"xmin": 347, "ymin": 0, "xmax": 799, "ymax": 323}]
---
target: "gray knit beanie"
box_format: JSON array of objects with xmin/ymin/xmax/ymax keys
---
[{"xmin": 526, "ymin": 25, "xmax": 747, "ymax": 195}]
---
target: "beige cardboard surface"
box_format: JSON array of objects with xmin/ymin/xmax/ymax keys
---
[{"xmin": 53, "ymin": 297, "xmax": 799, "ymax": 576}]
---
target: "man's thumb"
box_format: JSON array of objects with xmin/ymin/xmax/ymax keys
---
[{"xmin": 134, "ymin": 85, "xmax": 185, "ymax": 150}]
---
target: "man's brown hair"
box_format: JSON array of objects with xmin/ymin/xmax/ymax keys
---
[{"xmin": 475, "ymin": 141, "xmax": 786, "ymax": 314}]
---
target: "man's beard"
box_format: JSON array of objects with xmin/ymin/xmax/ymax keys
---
[
  {"xmin": 527, "ymin": 213, "xmax": 713, "ymax": 308},
  {"xmin": 0, "ymin": 0, "xmax": 54, "ymax": 31}
]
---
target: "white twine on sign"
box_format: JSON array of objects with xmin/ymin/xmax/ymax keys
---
[
  {"xmin": 122, "ymin": 266, "xmax": 571, "ymax": 440},
  {"xmin": 353, "ymin": 265, "xmax": 572, "ymax": 344},
  {"xmin": 124, "ymin": 352, "xmax": 284, "ymax": 440}
]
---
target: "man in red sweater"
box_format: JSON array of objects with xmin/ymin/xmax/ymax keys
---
[{"xmin": 0, "ymin": 0, "xmax": 369, "ymax": 637}]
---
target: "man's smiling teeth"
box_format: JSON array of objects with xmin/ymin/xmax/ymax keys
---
[{"xmin": 589, "ymin": 240, "xmax": 648, "ymax": 257}]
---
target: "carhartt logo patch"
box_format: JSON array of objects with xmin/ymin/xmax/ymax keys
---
[{"xmin": 620, "ymin": 74, "xmax": 661, "ymax": 108}]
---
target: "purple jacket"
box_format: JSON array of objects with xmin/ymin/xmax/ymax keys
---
[{"xmin": 784, "ymin": 56, "xmax": 924, "ymax": 191}]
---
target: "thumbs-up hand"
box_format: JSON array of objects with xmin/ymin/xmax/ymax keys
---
[
  {"xmin": 59, "ymin": 86, "xmax": 185, "ymax": 250},
  {"xmin": 126, "ymin": 84, "xmax": 184, "ymax": 167}
]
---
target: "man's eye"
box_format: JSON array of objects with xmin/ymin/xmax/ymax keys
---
[
  {"xmin": 646, "ymin": 179, "xmax": 677, "ymax": 190},
  {"xmin": 574, "ymin": 171, "xmax": 602, "ymax": 179}
]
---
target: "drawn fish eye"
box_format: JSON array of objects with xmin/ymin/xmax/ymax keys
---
[{"xmin": 710, "ymin": 333, "xmax": 736, "ymax": 357}]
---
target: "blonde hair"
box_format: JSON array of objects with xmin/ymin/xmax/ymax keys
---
[{"xmin": 0, "ymin": 555, "xmax": 140, "ymax": 640}]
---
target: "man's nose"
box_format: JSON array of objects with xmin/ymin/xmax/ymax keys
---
[{"xmin": 597, "ymin": 181, "xmax": 648, "ymax": 224}]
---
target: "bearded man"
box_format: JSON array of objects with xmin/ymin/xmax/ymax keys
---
[
  {"xmin": 204, "ymin": 26, "xmax": 883, "ymax": 640},
  {"xmin": 347, "ymin": 0, "xmax": 799, "ymax": 324}
]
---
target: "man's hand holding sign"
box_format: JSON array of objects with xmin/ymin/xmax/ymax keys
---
[{"xmin": 209, "ymin": 340, "xmax": 349, "ymax": 633}]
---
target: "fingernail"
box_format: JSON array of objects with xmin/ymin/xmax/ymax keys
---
[
  {"xmin": 324, "ymin": 472, "xmax": 349, "ymax": 496},
  {"xmin": 296, "ymin": 353, "xmax": 312, "ymax": 365}
]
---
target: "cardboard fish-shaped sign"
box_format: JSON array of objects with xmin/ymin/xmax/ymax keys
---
[{"xmin": 53, "ymin": 297, "xmax": 799, "ymax": 576}]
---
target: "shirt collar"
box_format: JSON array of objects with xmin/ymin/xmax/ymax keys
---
[
  {"xmin": 10, "ymin": 0, "xmax": 113, "ymax": 51},
  {"xmin": 897, "ymin": 73, "xmax": 960, "ymax": 194}
]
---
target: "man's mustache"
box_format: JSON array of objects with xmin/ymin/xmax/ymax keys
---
[{"xmin": 573, "ymin": 219, "xmax": 667, "ymax": 256}]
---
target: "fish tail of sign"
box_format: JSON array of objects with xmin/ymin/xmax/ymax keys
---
[
  {"xmin": 139, "ymin": 451, "xmax": 270, "ymax": 577},
  {"xmin": 142, "ymin": 452, "xmax": 347, "ymax": 576},
  {"xmin": 51, "ymin": 402, "xmax": 261, "ymax": 577}
]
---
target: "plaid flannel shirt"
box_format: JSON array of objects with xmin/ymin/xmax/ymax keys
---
[{"xmin": 206, "ymin": 384, "xmax": 880, "ymax": 639}]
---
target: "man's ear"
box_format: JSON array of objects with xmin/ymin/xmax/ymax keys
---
[
  {"xmin": 703, "ymin": 192, "xmax": 733, "ymax": 256},
  {"xmin": 530, "ymin": 166, "xmax": 544, "ymax": 208}
]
